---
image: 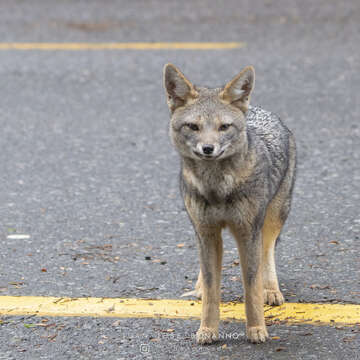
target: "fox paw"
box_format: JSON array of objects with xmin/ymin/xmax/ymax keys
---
[
  {"xmin": 246, "ymin": 326, "xmax": 269, "ymax": 344},
  {"xmin": 264, "ymin": 289, "xmax": 284, "ymax": 306},
  {"xmin": 196, "ymin": 327, "xmax": 218, "ymax": 345},
  {"xmin": 181, "ymin": 287, "xmax": 202, "ymax": 299}
]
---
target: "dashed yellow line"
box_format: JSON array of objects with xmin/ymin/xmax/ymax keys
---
[
  {"xmin": 0, "ymin": 42, "xmax": 245, "ymax": 50},
  {"xmin": 0, "ymin": 296, "xmax": 359, "ymax": 326}
]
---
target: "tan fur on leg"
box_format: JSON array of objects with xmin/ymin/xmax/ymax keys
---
[
  {"xmin": 181, "ymin": 270, "xmax": 203, "ymax": 298},
  {"xmin": 194, "ymin": 225, "xmax": 223, "ymax": 345},
  {"xmin": 262, "ymin": 199, "xmax": 287, "ymax": 305},
  {"xmin": 230, "ymin": 226, "xmax": 268, "ymax": 343}
]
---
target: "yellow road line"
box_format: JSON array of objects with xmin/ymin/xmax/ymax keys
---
[
  {"xmin": 0, "ymin": 296, "xmax": 359, "ymax": 326},
  {"xmin": 0, "ymin": 42, "xmax": 245, "ymax": 50}
]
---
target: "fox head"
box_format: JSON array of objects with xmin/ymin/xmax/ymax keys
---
[{"xmin": 163, "ymin": 64, "xmax": 255, "ymax": 162}]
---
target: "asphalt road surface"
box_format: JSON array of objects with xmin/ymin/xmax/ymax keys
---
[{"xmin": 0, "ymin": 0, "xmax": 359, "ymax": 359}]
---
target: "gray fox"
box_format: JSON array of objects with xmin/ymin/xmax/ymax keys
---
[{"xmin": 163, "ymin": 64, "xmax": 296, "ymax": 344}]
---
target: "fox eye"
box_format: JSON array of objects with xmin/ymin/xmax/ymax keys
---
[
  {"xmin": 219, "ymin": 124, "xmax": 231, "ymax": 131},
  {"xmin": 185, "ymin": 123, "xmax": 199, "ymax": 131}
]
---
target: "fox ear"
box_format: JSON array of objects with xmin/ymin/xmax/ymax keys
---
[
  {"xmin": 163, "ymin": 64, "xmax": 198, "ymax": 113},
  {"xmin": 220, "ymin": 66, "xmax": 255, "ymax": 113}
]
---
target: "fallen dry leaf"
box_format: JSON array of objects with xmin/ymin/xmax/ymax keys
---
[
  {"xmin": 48, "ymin": 334, "xmax": 57, "ymax": 341},
  {"xmin": 309, "ymin": 284, "xmax": 330, "ymax": 290},
  {"xmin": 158, "ymin": 328, "xmax": 175, "ymax": 333},
  {"xmin": 343, "ymin": 336, "xmax": 356, "ymax": 343}
]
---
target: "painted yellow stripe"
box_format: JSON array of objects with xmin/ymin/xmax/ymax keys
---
[
  {"xmin": 0, "ymin": 42, "xmax": 245, "ymax": 50},
  {"xmin": 0, "ymin": 296, "xmax": 359, "ymax": 326}
]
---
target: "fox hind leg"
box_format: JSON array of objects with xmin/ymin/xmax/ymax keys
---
[
  {"xmin": 262, "ymin": 215, "xmax": 284, "ymax": 306},
  {"xmin": 181, "ymin": 269, "xmax": 203, "ymax": 299},
  {"xmin": 262, "ymin": 190, "xmax": 294, "ymax": 306}
]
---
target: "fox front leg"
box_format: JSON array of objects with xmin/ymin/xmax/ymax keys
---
[
  {"xmin": 194, "ymin": 225, "xmax": 223, "ymax": 344},
  {"xmin": 230, "ymin": 225, "xmax": 269, "ymax": 343}
]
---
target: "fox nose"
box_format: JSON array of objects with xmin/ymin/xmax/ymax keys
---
[{"xmin": 202, "ymin": 144, "xmax": 214, "ymax": 155}]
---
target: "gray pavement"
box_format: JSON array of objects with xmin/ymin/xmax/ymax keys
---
[{"xmin": 0, "ymin": 0, "xmax": 359, "ymax": 359}]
